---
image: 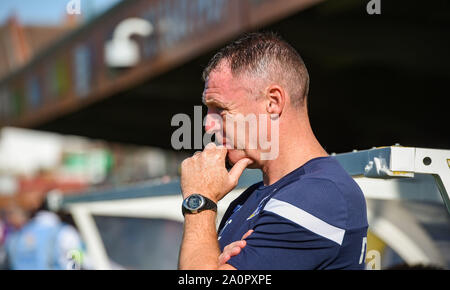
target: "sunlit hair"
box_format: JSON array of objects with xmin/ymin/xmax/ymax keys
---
[{"xmin": 202, "ymin": 32, "xmax": 310, "ymax": 107}]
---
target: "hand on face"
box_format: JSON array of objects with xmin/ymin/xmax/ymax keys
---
[{"xmin": 181, "ymin": 143, "xmax": 253, "ymax": 203}]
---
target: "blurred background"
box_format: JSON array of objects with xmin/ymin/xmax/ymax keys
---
[{"xmin": 0, "ymin": 0, "xmax": 449, "ymax": 270}]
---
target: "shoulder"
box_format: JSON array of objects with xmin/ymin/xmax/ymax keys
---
[
  {"xmin": 4, "ymin": 231, "xmax": 19, "ymax": 248},
  {"xmin": 269, "ymin": 177, "xmax": 349, "ymax": 229},
  {"xmin": 57, "ymin": 225, "xmax": 82, "ymax": 250},
  {"xmin": 255, "ymin": 177, "xmax": 349, "ymax": 246}
]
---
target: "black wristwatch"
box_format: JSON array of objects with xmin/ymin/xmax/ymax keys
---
[{"xmin": 182, "ymin": 194, "xmax": 217, "ymax": 216}]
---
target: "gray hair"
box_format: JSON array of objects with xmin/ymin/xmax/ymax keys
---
[{"xmin": 202, "ymin": 32, "xmax": 310, "ymax": 107}]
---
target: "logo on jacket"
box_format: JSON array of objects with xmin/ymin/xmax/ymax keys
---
[{"xmin": 247, "ymin": 195, "xmax": 271, "ymax": 220}]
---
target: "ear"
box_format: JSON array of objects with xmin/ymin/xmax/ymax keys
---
[{"xmin": 265, "ymin": 85, "xmax": 285, "ymax": 116}]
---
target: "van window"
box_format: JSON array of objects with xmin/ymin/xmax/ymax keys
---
[{"xmin": 93, "ymin": 216, "xmax": 183, "ymax": 269}]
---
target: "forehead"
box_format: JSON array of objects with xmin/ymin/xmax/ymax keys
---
[
  {"xmin": 203, "ymin": 62, "xmax": 248, "ymax": 105},
  {"xmin": 205, "ymin": 61, "xmax": 234, "ymax": 89}
]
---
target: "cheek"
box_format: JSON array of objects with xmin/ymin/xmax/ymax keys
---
[
  {"xmin": 222, "ymin": 116, "xmax": 245, "ymax": 147},
  {"xmin": 220, "ymin": 118, "xmax": 234, "ymax": 145}
]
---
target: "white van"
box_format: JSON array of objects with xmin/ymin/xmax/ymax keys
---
[{"xmin": 54, "ymin": 146, "xmax": 450, "ymax": 270}]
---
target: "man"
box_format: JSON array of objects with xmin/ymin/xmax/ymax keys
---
[
  {"xmin": 0, "ymin": 202, "xmax": 29, "ymax": 269},
  {"xmin": 178, "ymin": 32, "xmax": 368, "ymax": 270}
]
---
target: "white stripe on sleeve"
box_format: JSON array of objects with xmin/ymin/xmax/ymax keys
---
[{"xmin": 263, "ymin": 198, "xmax": 346, "ymax": 245}]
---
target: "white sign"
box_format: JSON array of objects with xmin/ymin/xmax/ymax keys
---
[
  {"xmin": 67, "ymin": 0, "xmax": 81, "ymax": 15},
  {"xmin": 105, "ymin": 18, "xmax": 153, "ymax": 67}
]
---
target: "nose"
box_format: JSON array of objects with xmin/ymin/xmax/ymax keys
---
[{"xmin": 204, "ymin": 110, "xmax": 221, "ymax": 133}]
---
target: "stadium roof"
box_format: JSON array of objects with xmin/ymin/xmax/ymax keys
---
[{"xmin": 0, "ymin": 0, "xmax": 448, "ymax": 153}]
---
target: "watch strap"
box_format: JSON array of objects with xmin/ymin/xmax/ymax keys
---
[{"xmin": 182, "ymin": 194, "xmax": 217, "ymax": 216}]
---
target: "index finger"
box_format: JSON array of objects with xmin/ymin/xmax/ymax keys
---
[
  {"xmin": 204, "ymin": 142, "xmax": 217, "ymax": 150},
  {"xmin": 241, "ymin": 229, "xmax": 254, "ymax": 240},
  {"xmin": 204, "ymin": 142, "xmax": 227, "ymax": 159}
]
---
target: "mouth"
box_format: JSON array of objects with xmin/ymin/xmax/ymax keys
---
[
  {"xmin": 215, "ymin": 135, "xmax": 230, "ymax": 148},
  {"xmin": 225, "ymin": 154, "xmax": 233, "ymax": 170}
]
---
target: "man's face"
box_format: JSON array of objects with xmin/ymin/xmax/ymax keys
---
[
  {"xmin": 202, "ymin": 63, "xmax": 267, "ymax": 167},
  {"xmin": 5, "ymin": 206, "xmax": 28, "ymax": 230}
]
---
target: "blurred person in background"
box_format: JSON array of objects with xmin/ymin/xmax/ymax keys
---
[
  {"xmin": 1, "ymin": 201, "xmax": 30, "ymax": 269},
  {"xmin": 4, "ymin": 191, "xmax": 85, "ymax": 270},
  {"xmin": 0, "ymin": 217, "xmax": 5, "ymax": 269}
]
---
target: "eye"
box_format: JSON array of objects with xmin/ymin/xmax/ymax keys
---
[{"xmin": 208, "ymin": 106, "xmax": 225, "ymax": 115}]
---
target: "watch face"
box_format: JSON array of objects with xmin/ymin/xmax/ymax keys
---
[{"xmin": 186, "ymin": 195, "xmax": 204, "ymax": 210}]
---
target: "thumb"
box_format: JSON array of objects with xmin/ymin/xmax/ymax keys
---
[{"xmin": 228, "ymin": 158, "xmax": 253, "ymax": 186}]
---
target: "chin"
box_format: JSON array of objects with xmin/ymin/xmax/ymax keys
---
[
  {"xmin": 226, "ymin": 149, "xmax": 245, "ymax": 165},
  {"xmin": 226, "ymin": 149, "xmax": 259, "ymax": 169}
]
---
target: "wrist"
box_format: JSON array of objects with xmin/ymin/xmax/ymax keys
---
[
  {"xmin": 182, "ymin": 194, "xmax": 218, "ymax": 216},
  {"xmin": 184, "ymin": 209, "xmax": 217, "ymax": 220},
  {"xmin": 182, "ymin": 191, "xmax": 218, "ymax": 204}
]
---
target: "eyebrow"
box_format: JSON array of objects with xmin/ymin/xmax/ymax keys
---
[{"xmin": 202, "ymin": 92, "xmax": 226, "ymax": 108}]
